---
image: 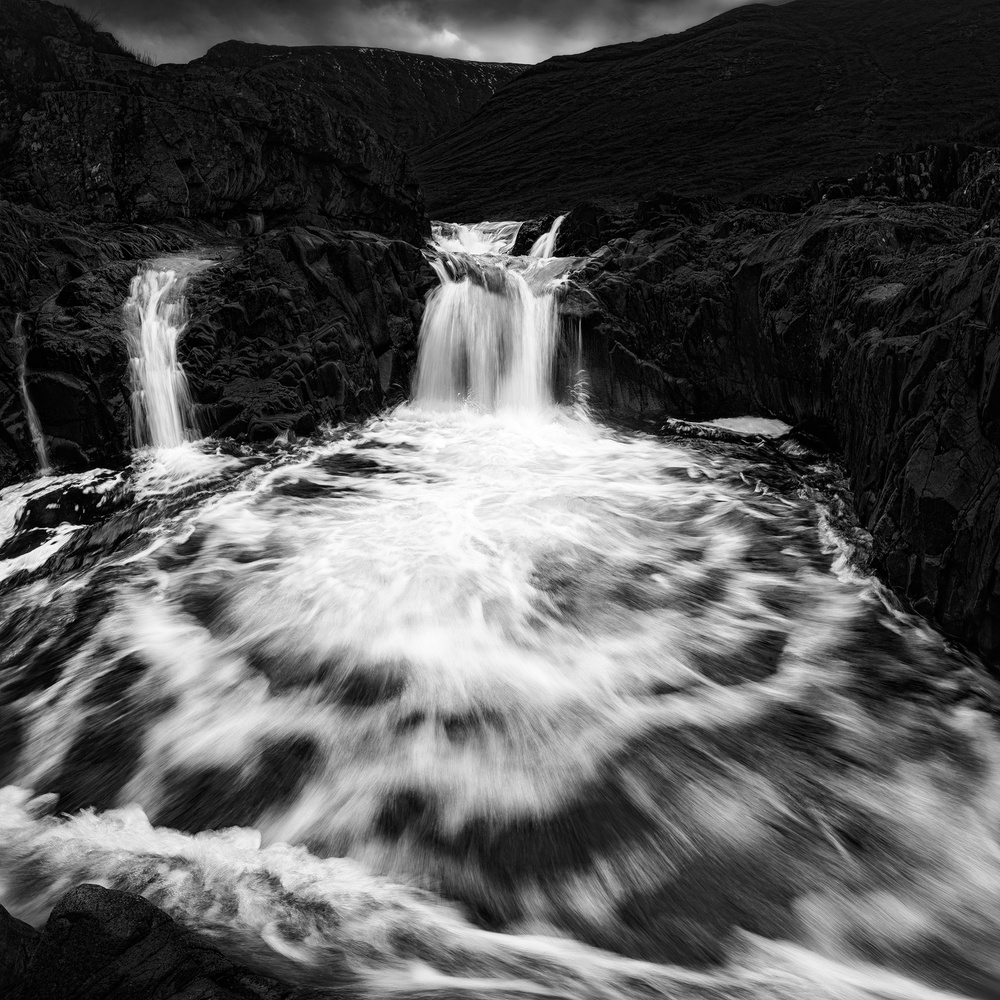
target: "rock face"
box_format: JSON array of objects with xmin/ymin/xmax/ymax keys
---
[
  {"xmin": 0, "ymin": 0, "xmax": 425, "ymax": 240},
  {"xmin": 2, "ymin": 885, "xmax": 324, "ymax": 999},
  {"xmin": 568, "ymin": 191, "xmax": 1000, "ymax": 668},
  {"xmin": 413, "ymin": 0, "xmax": 1000, "ymax": 219},
  {"xmin": 180, "ymin": 228, "xmax": 434, "ymax": 442},
  {"xmin": 196, "ymin": 42, "xmax": 526, "ymax": 153}
]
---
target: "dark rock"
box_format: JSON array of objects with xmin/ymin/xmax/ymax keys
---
[
  {"xmin": 0, "ymin": 903, "xmax": 39, "ymax": 995},
  {"xmin": 7, "ymin": 884, "xmax": 323, "ymax": 999},
  {"xmin": 196, "ymin": 42, "xmax": 526, "ymax": 153},
  {"xmin": 0, "ymin": 203, "xmax": 433, "ymax": 481},
  {"xmin": 181, "ymin": 227, "xmax": 435, "ymax": 443}
]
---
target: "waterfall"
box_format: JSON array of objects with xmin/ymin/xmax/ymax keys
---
[
  {"xmin": 415, "ymin": 221, "xmax": 576, "ymax": 411},
  {"xmin": 13, "ymin": 314, "xmax": 51, "ymax": 475},
  {"xmin": 124, "ymin": 257, "xmax": 212, "ymax": 450},
  {"xmin": 529, "ymin": 214, "xmax": 565, "ymax": 257},
  {"xmin": 431, "ymin": 220, "xmax": 523, "ymax": 255}
]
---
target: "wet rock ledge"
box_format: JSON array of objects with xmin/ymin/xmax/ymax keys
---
[{"xmin": 0, "ymin": 886, "xmax": 328, "ymax": 1000}]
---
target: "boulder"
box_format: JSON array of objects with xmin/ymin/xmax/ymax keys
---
[
  {"xmin": 181, "ymin": 227, "xmax": 435, "ymax": 441},
  {"xmin": 5, "ymin": 884, "xmax": 323, "ymax": 999},
  {"xmin": 0, "ymin": 903, "xmax": 38, "ymax": 995}
]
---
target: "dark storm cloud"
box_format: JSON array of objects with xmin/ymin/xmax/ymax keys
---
[{"xmin": 70, "ymin": 0, "xmax": 772, "ymax": 65}]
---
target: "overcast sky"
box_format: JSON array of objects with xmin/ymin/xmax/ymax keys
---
[{"xmin": 70, "ymin": 0, "xmax": 780, "ymax": 66}]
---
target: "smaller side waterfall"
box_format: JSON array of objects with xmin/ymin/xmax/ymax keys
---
[
  {"xmin": 124, "ymin": 257, "xmax": 212, "ymax": 450},
  {"xmin": 14, "ymin": 314, "xmax": 51, "ymax": 475},
  {"xmin": 529, "ymin": 214, "xmax": 565, "ymax": 258}
]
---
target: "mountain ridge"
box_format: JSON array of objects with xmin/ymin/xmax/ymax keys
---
[
  {"xmin": 412, "ymin": 0, "xmax": 1000, "ymax": 219},
  {"xmin": 194, "ymin": 41, "xmax": 526, "ymax": 152}
]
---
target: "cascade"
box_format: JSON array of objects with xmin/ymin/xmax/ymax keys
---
[
  {"xmin": 13, "ymin": 314, "xmax": 51, "ymax": 475},
  {"xmin": 431, "ymin": 219, "xmax": 523, "ymax": 255},
  {"xmin": 124, "ymin": 256, "xmax": 212, "ymax": 449},
  {"xmin": 414, "ymin": 219, "xmax": 577, "ymax": 411},
  {"xmin": 529, "ymin": 213, "xmax": 565, "ymax": 257}
]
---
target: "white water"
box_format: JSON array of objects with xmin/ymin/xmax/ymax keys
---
[
  {"xmin": 2, "ymin": 224, "xmax": 1000, "ymax": 999},
  {"xmin": 433, "ymin": 220, "xmax": 524, "ymax": 255},
  {"xmin": 13, "ymin": 314, "xmax": 51, "ymax": 475},
  {"xmin": 416, "ymin": 219, "xmax": 577, "ymax": 411},
  {"xmin": 124, "ymin": 256, "xmax": 213, "ymax": 449},
  {"xmin": 529, "ymin": 215, "xmax": 565, "ymax": 258}
]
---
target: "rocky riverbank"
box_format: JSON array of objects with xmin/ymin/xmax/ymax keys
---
[{"xmin": 561, "ymin": 167, "xmax": 1000, "ymax": 666}]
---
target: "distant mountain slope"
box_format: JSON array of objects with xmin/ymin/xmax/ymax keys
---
[
  {"xmin": 196, "ymin": 42, "xmax": 527, "ymax": 151},
  {"xmin": 412, "ymin": 0, "xmax": 1000, "ymax": 219}
]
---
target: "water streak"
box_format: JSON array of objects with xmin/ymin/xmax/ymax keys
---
[
  {"xmin": 13, "ymin": 314, "xmax": 51, "ymax": 475},
  {"xmin": 529, "ymin": 215, "xmax": 565, "ymax": 258},
  {"xmin": 124, "ymin": 256, "xmax": 212, "ymax": 449}
]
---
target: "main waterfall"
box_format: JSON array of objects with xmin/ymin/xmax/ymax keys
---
[
  {"xmin": 414, "ymin": 218, "xmax": 576, "ymax": 410},
  {"xmin": 1, "ymin": 221, "xmax": 1000, "ymax": 1000}
]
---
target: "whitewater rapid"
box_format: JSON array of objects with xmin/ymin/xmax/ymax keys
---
[{"xmin": 1, "ymin": 223, "xmax": 999, "ymax": 999}]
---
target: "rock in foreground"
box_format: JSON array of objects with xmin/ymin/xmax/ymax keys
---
[{"xmin": 2, "ymin": 885, "xmax": 327, "ymax": 999}]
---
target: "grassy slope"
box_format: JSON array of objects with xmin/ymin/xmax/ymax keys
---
[
  {"xmin": 195, "ymin": 41, "xmax": 527, "ymax": 152},
  {"xmin": 412, "ymin": 0, "xmax": 1000, "ymax": 219}
]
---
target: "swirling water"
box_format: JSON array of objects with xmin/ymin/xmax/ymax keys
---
[{"xmin": 1, "ymin": 226, "xmax": 999, "ymax": 999}]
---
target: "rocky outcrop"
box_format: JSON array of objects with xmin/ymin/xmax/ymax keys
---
[
  {"xmin": 2, "ymin": 885, "xmax": 324, "ymax": 999},
  {"xmin": 569, "ymin": 196, "xmax": 1000, "ymax": 667},
  {"xmin": 197, "ymin": 42, "xmax": 525, "ymax": 153},
  {"xmin": 0, "ymin": 0, "xmax": 425, "ymax": 240},
  {"xmin": 180, "ymin": 228, "xmax": 434, "ymax": 441}
]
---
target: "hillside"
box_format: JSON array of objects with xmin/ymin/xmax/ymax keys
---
[
  {"xmin": 412, "ymin": 0, "xmax": 1000, "ymax": 219},
  {"xmin": 195, "ymin": 41, "xmax": 526, "ymax": 151}
]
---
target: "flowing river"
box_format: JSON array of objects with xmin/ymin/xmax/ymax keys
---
[{"xmin": 1, "ymin": 222, "xmax": 999, "ymax": 999}]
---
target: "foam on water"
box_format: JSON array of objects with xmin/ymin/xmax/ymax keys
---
[
  {"xmin": 1, "ymin": 223, "xmax": 999, "ymax": 998},
  {"xmin": 433, "ymin": 220, "xmax": 525, "ymax": 256}
]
